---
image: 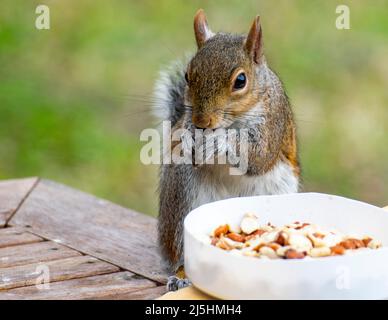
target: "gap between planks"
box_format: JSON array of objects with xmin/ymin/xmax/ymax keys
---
[
  {"xmin": 0, "ymin": 228, "xmax": 164, "ymax": 298},
  {"xmin": 0, "ymin": 227, "xmax": 166, "ymax": 296},
  {"xmin": 0, "ymin": 255, "xmax": 119, "ymax": 290},
  {"xmin": 4, "ymin": 178, "xmax": 40, "ymax": 227},
  {"xmin": 9, "ymin": 179, "xmax": 168, "ymax": 284},
  {"xmin": 0, "ymin": 177, "xmax": 39, "ymax": 228},
  {"xmin": 0, "ymin": 226, "xmax": 128, "ymax": 274},
  {"xmin": 0, "ymin": 227, "xmax": 43, "ymax": 249},
  {"xmin": 0, "ymin": 241, "xmax": 82, "ymax": 269},
  {"xmin": 0, "ymin": 272, "xmax": 165, "ymax": 300}
]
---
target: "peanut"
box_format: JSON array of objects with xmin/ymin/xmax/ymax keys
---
[
  {"xmin": 209, "ymin": 213, "xmax": 382, "ymax": 260},
  {"xmin": 259, "ymin": 246, "xmax": 278, "ymax": 259},
  {"xmin": 223, "ymin": 236, "xmax": 244, "ymax": 249},
  {"xmin": 310, "ymin": 247, "xmax": 331, "ymax": 257},
  {"xmin": 367, "ymin": 239, "xmax": 382, "ymax": 249}
]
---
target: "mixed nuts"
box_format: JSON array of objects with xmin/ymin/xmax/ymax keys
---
[{"xmin": 210, "ymin": 213, "xmax": 382, "ymax": 259}]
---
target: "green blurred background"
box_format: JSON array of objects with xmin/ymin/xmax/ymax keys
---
[{"xmin": 0, "ymin": 0, "xmax": 387, "ymax": 215}]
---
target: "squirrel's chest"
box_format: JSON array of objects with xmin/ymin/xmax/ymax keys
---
[{"xmin": 192, "ymin": 161, "xmax": 299, "ymax": 209}]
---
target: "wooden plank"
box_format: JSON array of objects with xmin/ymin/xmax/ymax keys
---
[
  {"xmin": 9, "ymin": 179, "xmax": 167, "ymax": 283},
  {"xmin": 0, "ymin": 255, "xmax": 119, "ymax": 290},
  {"xmin": 0, "ymin": 241, "xmax": 81, "ymax": 268},
  {"xmin": 0, "ymin": 177, "xmax": 38, "ymax": 227},
  {"xmin": 0, "ymin": 227, "xmax": 43, "ymax": 248},
  {"xmin": 0, "ymin": 272, "xmax": 157, "ymax": 300},
  {"xmin": 100, "ymin": 285, "xmax": 167, "ymax": 300}
]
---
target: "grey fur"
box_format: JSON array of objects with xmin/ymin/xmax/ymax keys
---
[{"xmin": 155, "ymin": 32, "xmax": 300, "ymax": 273}]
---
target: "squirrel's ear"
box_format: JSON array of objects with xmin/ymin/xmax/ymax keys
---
[
  {"xmin": 194, "ymin": 9, "xmax": 214, "ymax": 49},
  {"xmin": 245, "ymin": 16, "xmax": 263, "ymax": 64}
]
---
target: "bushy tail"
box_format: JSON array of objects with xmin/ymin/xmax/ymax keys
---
[{"xmin": 152, "ymin": 60, "xmax": 187, "ymax": 127}]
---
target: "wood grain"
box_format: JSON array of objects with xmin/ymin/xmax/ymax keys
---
[
  {"xmin": 0, "ymin": 272, "xmax": 157, "ymax": 300},
  {"xmin": 0, "ymin": 255, "xmax": 119, "ymax": 290},
  {"xmin": 100, "ymin": 285, "xmax": 167, "ymax": 300},
  {"xmin": 0, "ymin": 241, "xmax": 81, "ymax": 268},
  {"xmin": 0, "ymin": 227, "xmax": 43, "ymax": 248},
  {"xmin": 9, "ymin": 179, "xmax": 167, "ymax": 283},
  {"xmin": 0, "ymin": 177, "xmax": 38, "ymax": 227}
]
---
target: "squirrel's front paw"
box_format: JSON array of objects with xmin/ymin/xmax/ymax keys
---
[{"xmin": 166, "ymin": 276, "xmax": 191, "ymax": 292}]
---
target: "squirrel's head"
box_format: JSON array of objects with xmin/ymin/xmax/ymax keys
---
[{"xmin": 185, "ymin": 9, "xmax": 264, "ymax": 129}]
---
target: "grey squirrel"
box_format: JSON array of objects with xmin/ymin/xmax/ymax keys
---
[{"xmin": 154, "ymin": 9, "xmax": 300, "ymax": 286}]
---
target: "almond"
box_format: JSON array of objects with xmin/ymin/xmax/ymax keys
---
[
  {"xmin": 275, "ymin": 232, "xmax": 288, "ymax": 246},
  {"xmin": 253, "ymin": 243, "xmax": 266, "ymax": 252},
  {"xmin": 245, "ymin": 229, "xmax": 266, "ymax": 240},
  {"xmin": 210, "ymin": 217, "xmax": 382, "ymax": 260},
  {"xmin": 339, "ymin": 239, "xmax": 357, "ymax": 250},
  {"xmin": 227, "ymin": 232, "xmax": 245, "ymax": 243},
  {"xmin": 362, "ymin": 237, "xmax": 372, "ymax": 247},
  {"xmin": 284, "ymin": 249, "xmax": 305, "ymax": 259},
  {"xmin": 353, "ymin": 239, "xmax": 365, "ymax": 249},
  {"xmin": 268, "ymin": 242, "xmax": 281, "ymax": 251},
  {"xmin": 214, "ymin": 224, "xmax": 229, "ymax": 237},
  {"xmin": 330, "ymin": 245, "xmax": 345, "ymax": 255},
  {"xmin": 340, "ymin": 238, "xmax": 364, "ymax": 250}
]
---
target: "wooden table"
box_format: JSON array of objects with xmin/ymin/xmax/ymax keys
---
[
  {"xmin": 0, "ymin": 177, "xmax": 167, "ymax": 299},
  {"xmin": 2, "ymin": 178, "xmax": 386, "ymax": 300}
]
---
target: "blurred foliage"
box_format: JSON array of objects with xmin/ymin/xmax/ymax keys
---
[{"xmin": 0, "ymin": 0, "xmax": 387, "ymax": 215}]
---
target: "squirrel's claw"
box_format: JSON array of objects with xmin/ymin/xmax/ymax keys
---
[{"xmin": 166, "ymin": 276, "xmax": 191, "ymax": 292}]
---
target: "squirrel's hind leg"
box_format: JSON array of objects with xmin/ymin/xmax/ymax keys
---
[{"xmin": 159, "ymin": 165, "xmax": 197, "ymax": 290}]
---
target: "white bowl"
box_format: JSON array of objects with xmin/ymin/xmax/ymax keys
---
[{"xmin": 184, "ymin": 193, "xmax": 388, "ymax": 299}]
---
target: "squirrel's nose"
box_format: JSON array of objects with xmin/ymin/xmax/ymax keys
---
[{"xmin": 192, "ymin": 114, "xmax": 217, "ymax": 129}]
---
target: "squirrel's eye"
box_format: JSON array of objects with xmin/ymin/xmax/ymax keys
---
[
  {"xmin": 233, "ymin": 72, "xmax": 247, "ymax": 90},
  {"xmin": 184, "ymin": 72, "xmax": 189, "ymax": 83}
]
